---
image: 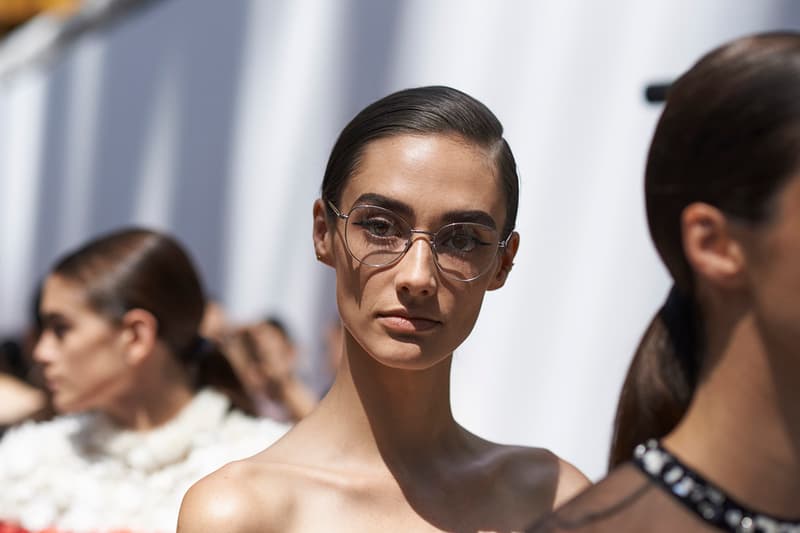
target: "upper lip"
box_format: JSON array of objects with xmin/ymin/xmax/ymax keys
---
[{"xmin": 379, "ymin": 309, "xmax": 442, "ymax": 323}]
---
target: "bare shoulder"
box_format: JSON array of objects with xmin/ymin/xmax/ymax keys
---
[
  {"xmin": 554, "ymin": 455, "xmax": 592, "ymax": 506},
  {"xmin": 484, "ymin": 444, "xmax": 590, "ymax": 510},
  {"xmin": 178, "ymin": 458, "xmax": 294, "ymax": 533}
]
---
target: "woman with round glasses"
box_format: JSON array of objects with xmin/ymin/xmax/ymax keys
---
[
  {"xmin": 531, "ymin": 32, "xmax": 800, "ymax": 532},
  {"xmin": 179, "ymin": 86, "xmax": 589, "ymax": 532}
]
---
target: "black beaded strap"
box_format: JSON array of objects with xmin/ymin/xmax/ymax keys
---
[{"xmin": 632, "ymin": 440, "xmax": 800, "ymax": 532}]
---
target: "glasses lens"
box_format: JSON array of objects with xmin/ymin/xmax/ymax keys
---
[
  {"xmin": 434, "ymin": 223, "xmax": 499, "ymax": 280},
  {"xmin": 345, "ymin": 205, "xmax": 411, "ymax": 266}
]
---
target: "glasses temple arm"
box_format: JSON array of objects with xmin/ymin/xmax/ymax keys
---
[{"xmin": 325, "ymin": 199, "xmax": 348, "ymax": 220}]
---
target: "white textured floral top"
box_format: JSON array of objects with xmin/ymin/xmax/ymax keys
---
[{"xmin": 0, "ymin": 388, "xmax": 289, "ymax": 533}]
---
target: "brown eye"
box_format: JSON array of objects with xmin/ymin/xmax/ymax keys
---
[
  {"xmin": 437, "ymin": 225, "xmax": 490, "ymax": 254},
  {"xmin": 354, "ymin": 217, "xmax": 398, "ymax": 237},
  {"xmin": 349, "ymin": 207, "xmax": 407, "ymax": 241},
  {"xmin": 45, "ymin": 319, "xmax": 71, "ymax": 340}
]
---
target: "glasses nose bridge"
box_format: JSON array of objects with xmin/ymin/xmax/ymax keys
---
[
  {"xmin": 406, "ymin": 228, "xmax": 438, "ymax": 254},
  {"xmin": 408, "ymin": 227, "xmax": 436, "ymax": 239},
  {"xmin": 399, "ymin": 228, "xmax": 442, "ymax": 275}
]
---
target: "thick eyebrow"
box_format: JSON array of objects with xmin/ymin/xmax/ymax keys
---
[
  {"xmin": 39, "ymin": 312, "xmax": 67, "ymax": 325},
  {"xmin": 351, "ymin": 193, "xmax": 414, "ymax": 219},
  {"xmin": 351, "ymin": 193, "xmax": 497, "ymax": 229},
  {"xmin": 439, "ymin": 210, "xmax": 497, "ymax": 229}
]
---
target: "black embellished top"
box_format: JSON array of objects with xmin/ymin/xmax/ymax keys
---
[{"xmin": 528, "ymin": 441, "xmax": 800, "ymax": 533}]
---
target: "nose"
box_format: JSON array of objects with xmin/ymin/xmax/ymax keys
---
[
  {"xmin": 394, "ymin": 236, "xmax": 438, "ymax": 297},
  {"xmin": 32, "ymin": 332, "xmax": 56, "ymax": 365}
]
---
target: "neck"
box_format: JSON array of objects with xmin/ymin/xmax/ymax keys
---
[
  {"xmin": 103, "ymin": 355, "xmax": 195, "ymax": 431},
  {"xmin": 312, "ymin": 331, "xmax": 465, "ymax": 469},
  {"xmin": 664, "ymin": 308, "xmax": 800, "ymax": 517}
]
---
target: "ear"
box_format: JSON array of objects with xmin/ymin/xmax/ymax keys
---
[
  {"xmin": 681, "ymin": 202, "xmax": 747, "ymax": 289},
  {"xmin": 487, "ymin": 231, "xmax": 520, "ymax": 291},
  {"xmin": 119, "ymin": 308, "xmax": 159, "ymax": 366},
  {"xmin": 312, "ymin": 199, "xmax": 335, "ymax": 267}
]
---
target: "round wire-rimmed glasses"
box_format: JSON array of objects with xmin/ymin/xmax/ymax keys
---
[{"xmin": 327, "ymin": 200, "xmax": 511, "ymax": 282}]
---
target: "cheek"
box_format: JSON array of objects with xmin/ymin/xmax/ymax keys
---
[
  {"xmin": 447, "ymin": 286, "xmax": 487, "ymax": 335},
  {"xmin": 58, "ymin": 348, "xmax": 128, "ymax": 411},
  {"xmin": 748, "ymin": 234, "xmax": 800, "ymax": 345},
  {"xmin": 333, "ymin": 239, "xmax": 373, "ymax": 312},
  {"xmin": 334, "ymin": 264, "xmax": 373, "ymax": 333},
  {"xmin": 63, "ymin": 331, "xmax": 124, "ymax": 378}
]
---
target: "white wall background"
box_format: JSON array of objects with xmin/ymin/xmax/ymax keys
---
[{"xmin": 1, "ymin": 0, "xmax": 799, "ymax": 480}]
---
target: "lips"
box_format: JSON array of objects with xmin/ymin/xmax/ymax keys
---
[
  {"xmin": 43, "ymin": 372, "xmax": 61, "ymax": 391},
  {"xmin": 377, "ymin": 310, "xmax": 442, "ymax": 333}
]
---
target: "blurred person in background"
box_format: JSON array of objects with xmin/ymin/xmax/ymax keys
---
[
  {"xmin": 0, "ymin": 370, "xmax": 47, "ymax": 429},
  {"xmin": 0, "ymin": 287, "xmax": 51, "ymax": 431},
  {"xmin": 0, "ymin": 228, "xmax": 287, "ymax": 533},
  {"xmin": 199, "ymin": 303, "xmax": 318, "ymax": 422},
  {"xmin": 531, "ymin": 32, "xmax": 800, "ymax": 532},
  {"xmin": 222, "ymin": 316, "xmax": 317, "ymax": 423},
  {"xmin": 198, "ymin": 299, "xmax": 229, "ymax": 343},
  {"xmin": 179, "ymin": 85, "xmax": 589, "ymax": 532}
]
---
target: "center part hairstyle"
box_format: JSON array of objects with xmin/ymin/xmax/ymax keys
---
[
  {"xmin": 321, "ymin": 85, "xmax": 520, "ymax": 238},
  {"xmin": 50, "ymin": 227, "xmax": 254, "ymax": 414},
  {"xmin": 610, "ymin": 32, "xmax": 800, "ymax": 468}
]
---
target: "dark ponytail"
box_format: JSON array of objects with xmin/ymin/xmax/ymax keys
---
[
  {"xmin": 52, "ymin": 227, "xmax": 255, "ymax": 415},
  {"xmin": 609, "ymin": 286, "xmax": 699, "ymax": 468},
  {"xmin": 609, "ymin": 32, "xmax": 800, "ymax": 467},
  {"xmin": 180, "ymin": 335, "xmax": 256, "ymax": 415}
]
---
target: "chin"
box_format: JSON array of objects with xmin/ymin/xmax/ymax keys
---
[
  {"xmin": 366, "ymin": 341, "xmax": 452, "ymax": 371},
  {"xmin": 373, "ymin": 356, "xmax": 449, "ymax": 371}
]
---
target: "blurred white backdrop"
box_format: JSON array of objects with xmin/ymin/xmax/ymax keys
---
[{"xmin": 1, "ymin": 0, "xmax": 799, "ymax": 479}]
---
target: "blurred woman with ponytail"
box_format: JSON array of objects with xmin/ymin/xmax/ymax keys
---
[
  {"xmin": 532, "ymin": 32, "xmax": 800, "ymax": 532},
  {"xmin": 0, "ymin": 228, "xmax": 287, "ymax": 533}
]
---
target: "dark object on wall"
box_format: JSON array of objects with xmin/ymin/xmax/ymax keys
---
[{"xmin": 645, "ymin": 82, "xmax": 671, "ymax": 103}]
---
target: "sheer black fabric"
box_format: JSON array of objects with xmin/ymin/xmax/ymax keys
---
[{"xmin": 528, "ymin": 465, "xmax": 722, "ymax": 533}]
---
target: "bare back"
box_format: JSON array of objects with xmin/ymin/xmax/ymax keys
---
[{"xmin": 529, "ymin": 465, "xmax": 730, "ymax": 533}]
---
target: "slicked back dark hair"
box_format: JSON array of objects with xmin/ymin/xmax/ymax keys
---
[{"xmin": 321, "ymin": 85, "xmax": 519, "ymax": 238}]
